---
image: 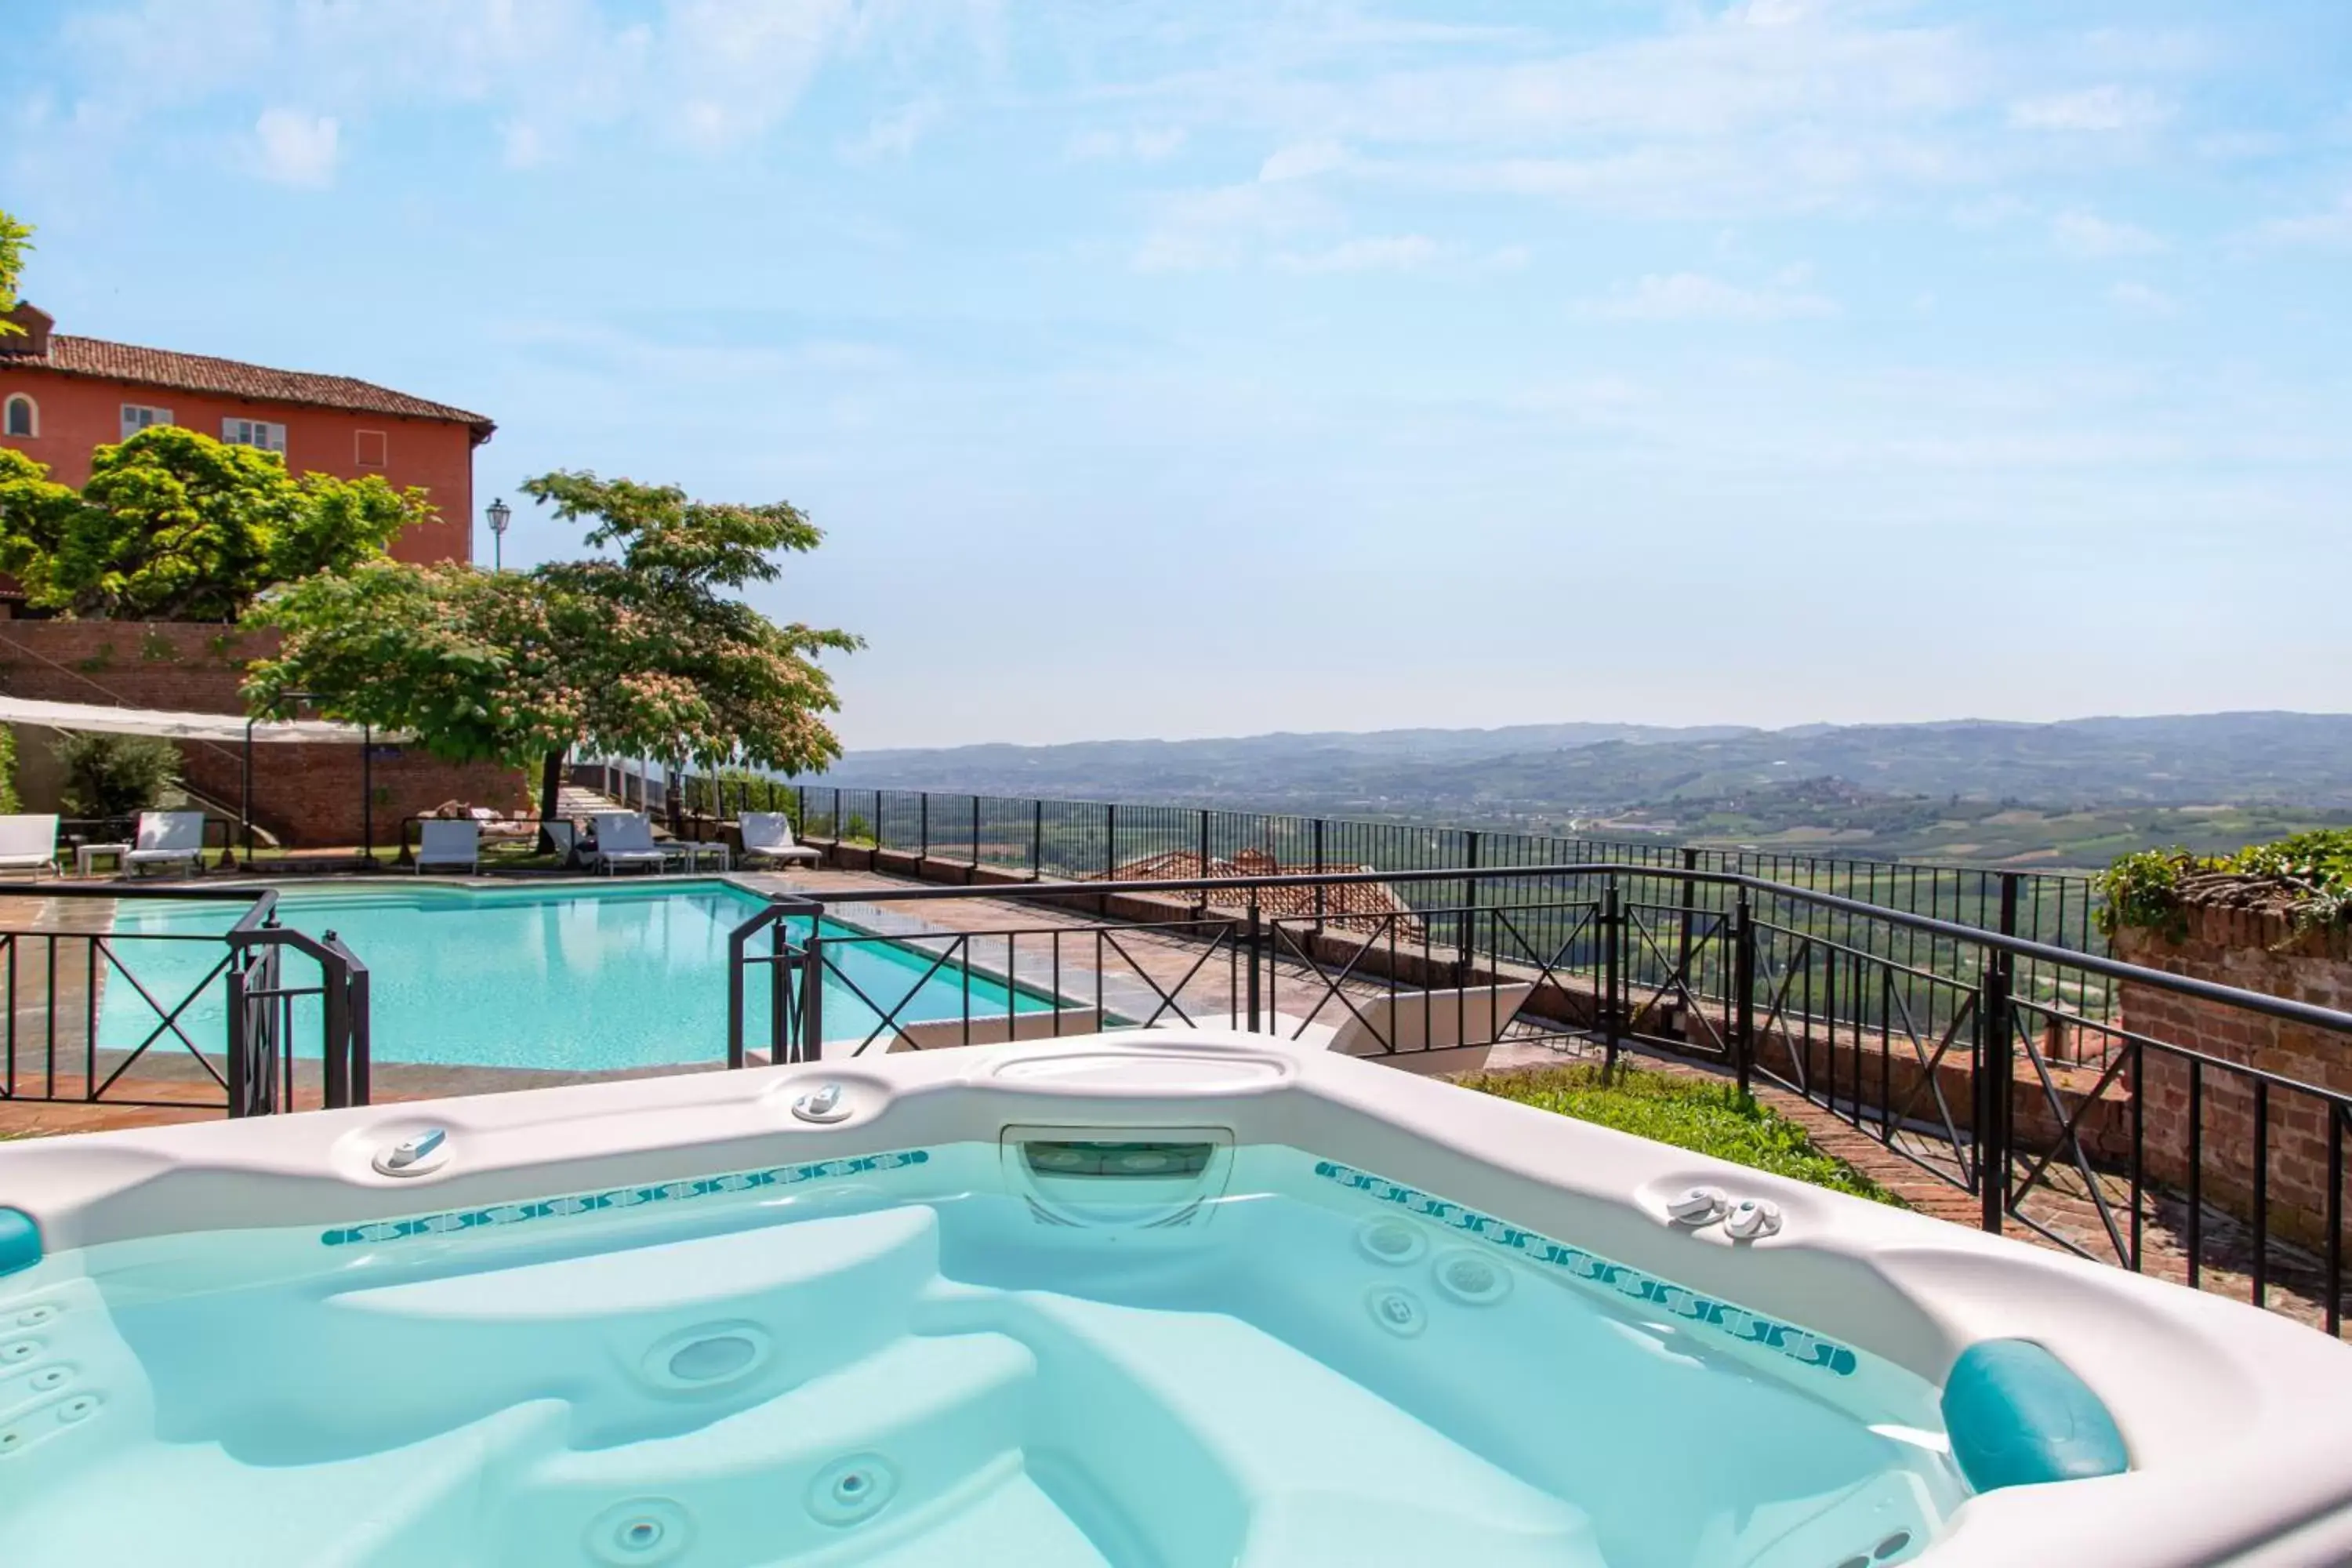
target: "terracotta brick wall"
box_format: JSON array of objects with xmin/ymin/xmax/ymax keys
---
[
  {"xmin": 2116, "ymin": 908, "xmax": 2352, "ymax": 1250},
  {"xmin": 0, "ymin": 619, "xmax": 527, "ymax": 847}
]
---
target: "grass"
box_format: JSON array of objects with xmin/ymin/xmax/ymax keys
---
[{"xmin": 1457, "ymin": 1063, "xmax": 1902, "ymax": 1205}]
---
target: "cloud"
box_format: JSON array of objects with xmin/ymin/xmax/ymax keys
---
[
  {"xmin": 41, "ymin": 0, "xmax": 990, "ymax": 172},
  {"xmin": 2007, "ymin": 85, "xmax": 2169, "ymax": 132},
  {"xmin": 1271, "ymin": 234, "xmax": 1438, "ymax": 274},
  {"xmin": 1581, "ymin": 270, "xmax": 1835, "ymax": 322},
  {"xmin": 252, "ymin": 107, "xmax": 339, "ymax": 187},
  {"xmin": 2255, "ymin": 192, "xmax": 2352, "ymax": 250},
  {"xmin": 2051, "ymin": 212, "xmax": 2165, "ymax": 258},
  {"xmin": 1258, "ymin": 140, "xmax": 1348, "ymax": 183},
  {"xmin": 2109, "ymin": 281, "xmax": 2178, "ymax": 317},
  {"xmin": 1065, "ymin": 125, "xmax": 1186, "ymax": 162},
  {"xmin": 1131, "ymin": 179, "xmax": 1333, "ymax": 273},
  {"xmin": 843, "ymin": 99, "xmax": 940, "ymax": 162}
]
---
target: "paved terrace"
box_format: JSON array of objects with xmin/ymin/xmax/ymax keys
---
[{"xmin": 0, "ymin": 869, "xmax": 2339, "ymax": 1334}]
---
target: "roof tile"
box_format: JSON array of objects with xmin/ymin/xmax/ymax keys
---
[{"xmin": 1, "ymin": 332, "xmax": 493, "ymax": 440}]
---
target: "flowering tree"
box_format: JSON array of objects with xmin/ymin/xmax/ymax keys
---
[
  {"xmin": 246, "ymin": 470, "xmax": 860, "ymax": 833},
  {"xmin": 521, "ymin": 471, "xmax": 860, "ymax": 826},
  {"xmin": 243, "ymin": 561, "xmax": 592, "ymax": 765}
]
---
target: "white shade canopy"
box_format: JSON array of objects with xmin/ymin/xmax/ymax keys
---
[{"xmin": 0, "ymin": 695, "xmax": 402, "ymax": 745}]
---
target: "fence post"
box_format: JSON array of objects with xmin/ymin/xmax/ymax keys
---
[
  {"xmin": 1676, "ymin": 846, "xmax": 1699, "ymax": 1022},
  {"xmin": 1601, "ymin": 875, "xmax": 1623, "ymax": 1080},
  {"xmin": 224, "ymin": 953, "xmax": 251, "ymax": 1118},
  {"xmin": 918, "ymin": 793, "xmax": 930, "ymax": 868},
  {"xmin": 1032, "ymin": 799, "xmax": 1044, "ymax": 881},
  {"xmin": 1459, "ymin": 829, "xmax": 1481, "ymax": 986},
  {"xmin": 798, "ymin": 931, "xmax": 825, "ymax": 1065},
  {"xmin": 726, "ymin": 919, "xmax": 747, "ymax": 1070},
  {"xmin": 971, "ymin": 794, "xmax": 982, "ymax": 873},
  {"xmin": 1313, "ymin": 817, "xmax": 1327, "ymax": 932},
  {"xmin": 1246, "ymin": 898, "xmax": 1263, "ymax": 1033},
  {"xmin": 1732, "ymin": 889, "xmax": 1755, "ymax": 1098},
  {"xmin": 1197, "ymin": 810, "xmax": 1211, "ymax": 920},
  {"xmin": 1105, "ymin": 804, "xmax": 1118, "ymax": 880},
  {"xmin": 321, "ymin": 938, "xmax": 350, "ymax": 1111},
  {"xmin": 344, "ymin": 955, "xmax": 370, "ymax": 1107},
  {"xmin": 1977, "ymin": 944, "xmax": 2014, "ymax": 1234}
]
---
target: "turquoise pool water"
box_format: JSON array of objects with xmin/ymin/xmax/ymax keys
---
[
  {"xmin": 96, "ymin": 882, "xmax": 1051, "ymax": 1073},
  {"xmin": 0, "ymin": 1142, "xmax": 1962, "ymax": 1566}
]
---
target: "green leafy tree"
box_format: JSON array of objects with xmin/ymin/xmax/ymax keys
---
[
  {"xmin": 0, "ymin": 427, "xmax": 429, "ymax": 619},
  {"xmin": 0, "ymin": 206, "xmax": 31, "ymax": 333},
  {"xmin": 53, "ymin": 732, "xmax": 181, "ymax": 819},
  {"xmin": 0, "ymin": 728, "xmax": 19, "ymax": 815}
]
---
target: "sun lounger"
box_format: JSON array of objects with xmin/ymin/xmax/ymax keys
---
[
  {"xmin": 589, "ymin": 812, "xmax": 668, "ymax": 876},
  {"xmin": 739, "ymin": 811, "xmax": 820, "ymax": 868},
  {"xmin": 0, "ymin": 815, "xmax": 58, "ymax": 877},
  {"xmin": 414, "ymin": 819, "xmax": 481, "ymax": 875},
  {"xmin": 125, "ymin": 811, "xmax": 205, "ymax": 877}
]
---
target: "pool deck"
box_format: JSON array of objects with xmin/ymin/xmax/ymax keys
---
[{"xmin": 0, "ymin": 871, "xmax": 2341, "ymax": 1335}]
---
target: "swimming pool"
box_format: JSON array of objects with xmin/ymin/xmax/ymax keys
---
[
  {"xmin": 5, "ymin": 1032, "xmax": 2349, "ymax": 1565},
  {"xmin": 98, "ymin": 881, "xmax": 1054, "ymax": 1073}
]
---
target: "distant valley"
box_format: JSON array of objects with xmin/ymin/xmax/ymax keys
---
[{"xmin": 815, "ymin": 712, "xmax": 2352, "ymax": 868}]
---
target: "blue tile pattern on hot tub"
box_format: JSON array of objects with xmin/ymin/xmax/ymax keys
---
[
  {"xmin": 1314, "ymin": 1159, "xmax": 1858, "ymax": 1377},
  {"xmin": 320, "ymin": 1149, "xmax": 931, "ymax": 1248}
]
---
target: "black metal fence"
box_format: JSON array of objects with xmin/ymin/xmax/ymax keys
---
[
  {"xmin": 0, "ymin": 883, "xmax": 370, "ymax": 1117},
  {"xmin": 773, "ymin": 784, "xmax": 2112, "ymax": 1024},
  {"xmin": 727, "ymin": 864, "xmax": 2352, "ymax": 1337}
]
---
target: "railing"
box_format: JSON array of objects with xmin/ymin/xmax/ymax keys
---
[
  {"xmin": 0, "ymin": 882, "xmax": 371, "ymax": 1116},
  {"xmin": 784, "ymin": 784, "xmax": 2114, "ymax": 1027},
  {"xmin": 726, "ymin": 864, "xmax": 2352, "ymax": 1337}
]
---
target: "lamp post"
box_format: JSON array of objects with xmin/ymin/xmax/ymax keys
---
[{"xmin": 486, "ymin": 495, "xmax": 512, "ymax": 571}]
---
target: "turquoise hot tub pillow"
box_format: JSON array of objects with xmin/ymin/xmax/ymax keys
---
[{"xmin": 1941, "ymin": 1338, "xmax": 2129, "ymax": 1493}]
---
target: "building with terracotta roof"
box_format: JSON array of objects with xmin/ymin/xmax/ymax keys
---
[
  {"xmin": 1104, "ymin": 847, "xmax": 1428, "ymax": 941},
  {"xmin": 0, "ymin": 303, "xmax": 492, "ymax": 568}
]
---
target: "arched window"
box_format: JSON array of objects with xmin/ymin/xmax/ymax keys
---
[{"xmin": 1, "ymin": 394, "xmax": 31, "ymax": 438}]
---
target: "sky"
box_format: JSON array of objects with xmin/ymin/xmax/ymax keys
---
[{"xmin": 5, "ymin": 0, "xmax": 2349, "ymax": 751}]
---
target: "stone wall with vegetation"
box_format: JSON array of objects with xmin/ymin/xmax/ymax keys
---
[{"xmin": 2109, "ymin": 851, "xmax": 2352, "ymax": 1252}]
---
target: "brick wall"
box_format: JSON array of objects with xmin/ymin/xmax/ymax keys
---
[
  {"xmin": 0, "ymin": 619, "xmax": 528, "ymax": 847},
  {"xmin": 2116, "ymin": 906, "xmax": 2352, "ymax": 1250}
]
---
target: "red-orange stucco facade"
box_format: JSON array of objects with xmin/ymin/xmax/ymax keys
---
[{"xmin": 0, "ymin": 303, "xmax": 492, "ymax": 565}]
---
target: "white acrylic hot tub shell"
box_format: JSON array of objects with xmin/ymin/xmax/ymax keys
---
[{"xmin": 4, "ymin": 1028, "xmax": 2350, "ymax": 1567}]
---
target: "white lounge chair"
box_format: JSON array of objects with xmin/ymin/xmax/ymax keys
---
[
  {"xmin": 739, "ymin": 811, "xmax": 819, "ymax": 868},
  {"xmin": 414, "ymin": 819, "xmax": 481, "ymax": 875},
  {"xmin": 589, "ymin": 812, "xmax": 668, "ymax": 876},
  {"xmin": 0, "ymin": 815, "xmax": 58, "ymax": 877},
  {"xmin": 125, "ymin": 811, "xmax": 205, "ymax": 877}
]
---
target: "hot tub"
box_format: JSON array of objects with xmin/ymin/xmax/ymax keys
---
[{"xmin": 2, "ymin": 1030, "xmax": 2347, "ymax": 1566}]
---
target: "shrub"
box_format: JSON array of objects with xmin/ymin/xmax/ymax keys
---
[
  {"xmin": 2097, "ymin": 829, "xmax": 2352, "ymax": 938},
  {"xmin": 53, "ymin": 732, "xmax": 182, "ymax": 819}
]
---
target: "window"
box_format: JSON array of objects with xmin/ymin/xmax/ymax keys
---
[
  {"xmin": 222, "ymin": 417, "xmax": 288, "ymax": 455},
  {"xmin": 354, "ymin": 429, "xmax": 388, "ymax": 468},
  {"xmin": 2, "ymin": 394, "xmax": 31, "ymax": 438},
  {"xmin": 120, "ymin": 404, "xmax": 172, "ymax": 441}
]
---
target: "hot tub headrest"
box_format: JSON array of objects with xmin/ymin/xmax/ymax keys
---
[
  {"xmin": 1940, "ymin": 1338, "xmax": 2129, "ymax": 1494},
  {"xmin": 0, "ymin": 1207, "xmax": 38, "ymax": 1279}
]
